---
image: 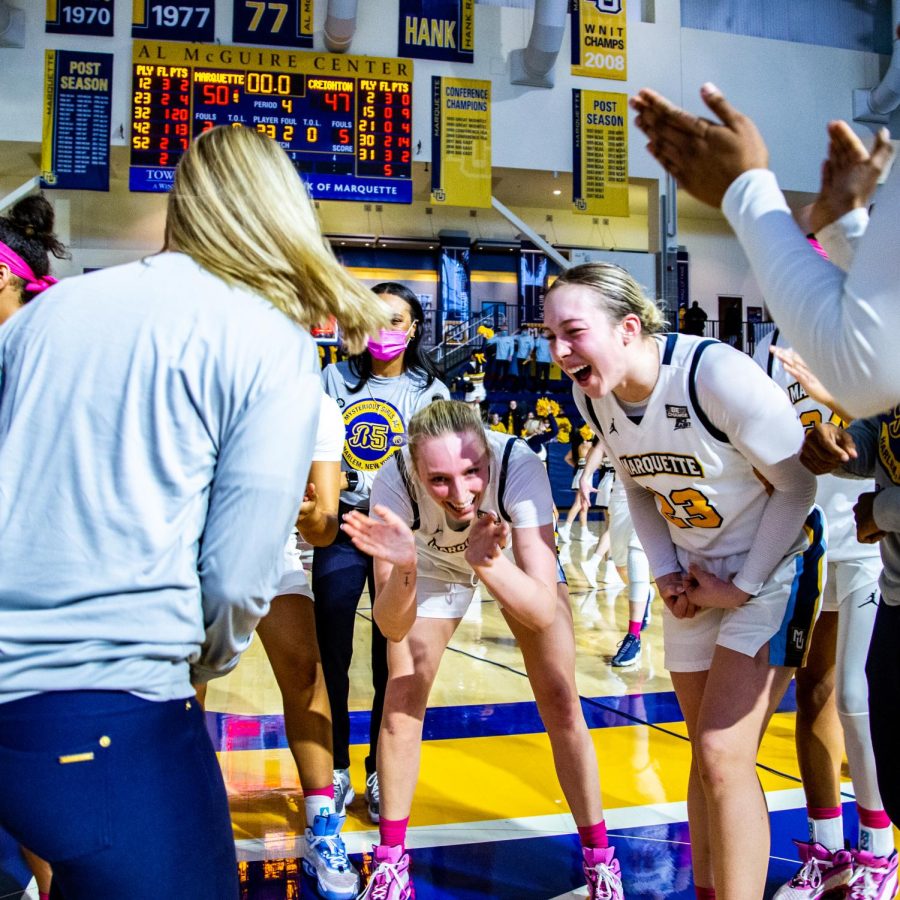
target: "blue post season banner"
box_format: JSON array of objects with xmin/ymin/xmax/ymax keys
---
[
  {"xmin": 132, "ymin": 1, "xmax": 214, "ymax": 42},
  {"xmin": 233, "ymin": 0, "xmax": 313, "ymax": 48},
  {"xmin": 41, "ymin": 50, "xmax": 112, "ymax": 192},
  {"xmin": 46, "ymin": 0, "xmax": 113, "ymax": 37},
  {"xmin": 399, "ymin": 0, "xmax": 473, "ymax": 63}
]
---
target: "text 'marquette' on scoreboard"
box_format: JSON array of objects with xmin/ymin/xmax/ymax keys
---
[{"xmin": 130, "ymin": 41, "xmax": 414, "ymax": 203}]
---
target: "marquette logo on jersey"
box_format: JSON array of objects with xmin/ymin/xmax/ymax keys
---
[
  {"xmin": 878, "ymin": 405, "xmax": 900, "ymax": 485},
  {"xmin": 788, "ymin": 382, "xmax": 809, "ymax": 405},
  {"xmin": 665, "ymin": 404, "xmax": 692, "ymax": 430},
  {"xmin": 621, "ymin": 452, "xmax": 704, "ymax": 478},
  {"xmin": 427, "ymin": 535, "xmax": 469, "ymax": 554},
  {"xmin": 342, "ymin": 399, "xmax": 407, "ymax": 472}
]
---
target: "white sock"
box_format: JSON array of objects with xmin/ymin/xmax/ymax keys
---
[
  {"xmin": 808, "ymin": 814, "xmax": 844, "ymax": 852},
  {"xmin": 859, "ymin": 822, "xmax": 895, "ymax": 858},
  {"xmin": 305, "ymin": 793, "xmax": 337, "ymax": 827}
]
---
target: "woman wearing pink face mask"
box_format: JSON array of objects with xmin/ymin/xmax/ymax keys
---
[{"xmin": 314, "ymin": 282, "xmax": 450, "ymax": 821}]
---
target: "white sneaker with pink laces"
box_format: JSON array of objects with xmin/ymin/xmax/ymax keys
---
[
  {"xmin": 358, "ymin": 844, "xmax": 415, "ymax": 900},
  {"xmin": 583, "ymin": 846, "xmax": 624, "ymax": 900}
]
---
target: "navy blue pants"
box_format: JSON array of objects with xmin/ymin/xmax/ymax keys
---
[
  {"xmin": 866, "ymin": 598, "xmax": 900, "ymax": 827},
  {"xmin": 0, "ymin": 691, "xmax": 237, "ymax": 899},
  {"xmin": 313, "ymin": 525, "xmax": 388, "ymax": 775}
]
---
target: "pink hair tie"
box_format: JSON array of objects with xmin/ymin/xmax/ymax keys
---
[
  {"xmin": 806, "ymin": 235, "xmax": 829, "ymax": 260},
  {"xmin": 23, "ymin": 274, "xmax": 58, "ymax": 294},
  {"xmin": 0, "ymin": 240, "xmax": 57, "ymax": 295}
]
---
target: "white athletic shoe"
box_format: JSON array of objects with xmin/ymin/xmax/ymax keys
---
[
  {"xmin": 302, "ymin": 812, "xmax": 360, "ymax": 900},
  {"xmin": 332, "ymin": 767, "xmax": 355, "ymax": 815}
]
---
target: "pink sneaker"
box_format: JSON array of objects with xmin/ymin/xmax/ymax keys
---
[
  {"xmin": 773, "ymin": 841, "xmax": 854, "ymax": 899},
  {"xmin": 358, "ymin": 844, "xmax": 415, "ymax": 900},
  {"xmin": 848, "ymin": 848, "xmax": 899, "ymax": 899},
  {"xmin": 583, "ymin": 846, "xmax": 624, "ymax": 900}
]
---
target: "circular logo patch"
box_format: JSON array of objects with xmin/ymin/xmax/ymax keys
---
[{"xmin": 342, "ymin": 399, "xmax": 407, "ymax": 472}]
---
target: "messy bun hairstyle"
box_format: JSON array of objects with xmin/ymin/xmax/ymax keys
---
[{"xmin": 0, "ymin": 195, "xmax": 68, "ymax": 300}]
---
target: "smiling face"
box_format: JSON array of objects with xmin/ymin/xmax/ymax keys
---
[
  {"xmin": 414, "ymin": 430, "xmax": 490, "ymax": 525},
  {"xmin": 543, "ymin": 283, "xmax": 631, "ymax": 399}
]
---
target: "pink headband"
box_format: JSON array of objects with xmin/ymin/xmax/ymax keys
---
[{"xmin": 0, "ymin": 240, "xmax": 58, "ymax": 295}]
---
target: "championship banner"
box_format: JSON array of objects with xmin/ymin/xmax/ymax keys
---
[
  {"xmin": 431, "ymin": 76, "xmax": 491, "ymax": 208},
  {"xmin": 46, "ymin": 0, "xmax": 113, "ymax": 36},
  {"xmin": 41, "ymin": 50, "xmax": 112, "ymax": 191},
  {"xmin": 572, "ymin": 89, "xmax": 629, "ymax": 217},
  {"xmin": 233, "ymin": 0, "xmax": 313, "ymax": 48},
  {"xmin": 570, "ymin": 0, "xmax": 627, "ymax": 81},
  {"xmin": 399, "ymin": 0, "xmax": 474, "ymax": 63},
  {"xmin": 439, "ymin": 242, "xmax": 471, "ymax": 342}
]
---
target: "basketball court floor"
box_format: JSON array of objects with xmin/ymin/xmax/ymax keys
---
[{"xmin": 201, "ymin": 535, "xmax": 868, "ymax": 900}]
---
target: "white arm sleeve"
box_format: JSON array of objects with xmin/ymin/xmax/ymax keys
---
[
  {"xmin": 816, "ymin": 207, "xmax": 869, "ymax": 273},
  {"xmin": 722, "ymin": 166, "xmax": 900, "ymax": 419},
  {"xmin": 695, "ymin": 346, "xmax": 817, "ymax": 594}
]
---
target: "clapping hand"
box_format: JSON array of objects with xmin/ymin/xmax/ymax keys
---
[
  {"xmin": 630, "ymin": 83, "xmax": 769, "ymax": 208},
  {"xmin": 341, "ymin": 505, "xmax": 417, "ymax": 569},
  {"xmin": 809, "ymin": 121, "xmax": 893, "ymax": 233}
]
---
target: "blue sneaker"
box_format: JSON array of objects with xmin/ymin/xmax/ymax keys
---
[
  {"xmin": 302, "ymin": 812, "xmax": 360, "ymax": 900},
  {"xmin": 611, "ymin": 633, "xmax": 641, "ymax": 668}
]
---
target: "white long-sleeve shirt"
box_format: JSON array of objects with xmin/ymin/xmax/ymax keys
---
[
  {"xmin": 722, "ymin": 164, "xmax": 900, "ymax": 419},
  {"xmin": 0, "ymin": 253, "xmax": 321, "ymax": 702}
]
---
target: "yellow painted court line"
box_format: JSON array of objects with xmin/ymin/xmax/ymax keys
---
[{"xmin": 222, "ymin": 712, "xmax": 804, "ymax": 841}]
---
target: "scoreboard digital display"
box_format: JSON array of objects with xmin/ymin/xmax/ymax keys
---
[{"xmin": 130, "ymin": 41, "xmax": 414, "ymax": 203}]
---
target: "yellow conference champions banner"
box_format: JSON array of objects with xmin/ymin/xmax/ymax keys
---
[
  {"xmin": 431, "ymin": 76, "xmax": 491, "ymax": 208},
  {"xmin": 572, "ymin": 89, "xmax": 629, "ymax": 217},
  {"xmin": 570, "ymin": 0, "xmax": 627, "ymax": 81}
]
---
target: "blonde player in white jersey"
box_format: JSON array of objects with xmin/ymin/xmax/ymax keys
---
[
  {"xmin": 544, "ymin": 263, "xmax": 823, "ymax": 900},
  {"xmin": 341, "ymin": 400, "xmax": 623, "ymax": 900},
  {"xmin": 756, "ymin": 327, "xmax": 894, "ymax": 897}
]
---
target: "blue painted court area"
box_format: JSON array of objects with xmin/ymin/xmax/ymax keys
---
[
  {"xmin": 237, "ymin": 803, "xmax": 859, "ymax": 899},
  {"xmin": 209, "ymin": 683, "xmax": 799, "ymax": 752}
]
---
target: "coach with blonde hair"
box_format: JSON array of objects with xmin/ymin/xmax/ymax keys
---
[{"xmin": 0, "ymin": 126, "xmax": 388, "ymax": 899}]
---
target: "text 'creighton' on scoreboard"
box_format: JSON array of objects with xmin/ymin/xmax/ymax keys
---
[{"xmin": 129, "ymin": 41, "xmax": 414, "ymax": 203}]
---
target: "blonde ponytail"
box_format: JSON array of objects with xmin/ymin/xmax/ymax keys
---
[{"xmin": 165, "ymin": 125, "xmax": 388, "ymax": 353}]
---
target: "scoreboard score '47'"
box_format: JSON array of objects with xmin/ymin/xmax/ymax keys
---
[{"xmin": 130, "ymin": 41, "xmax": 414, "ymax": 203}]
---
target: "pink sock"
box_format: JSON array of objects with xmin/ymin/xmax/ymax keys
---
[
  {"xmin": 807, "ymin": 805, "xmax": 842, "ymax": 820},
  {"xmin": 627, "ymin": 620, "xmax": 642, "ymax": 637},
  {"xmin": 857, "ymin": 804, "xmax": 892, "ymax": 830},
  {"xmin": 695, "ymin": 887, "xmax": 716, "ymax": 900},
  {"xmin": 379, "ymin": 816, "xmax": 409, "ymax": 849},
  {"xmin": 305, "ymin": 784, "xmax": 334, "ymax": 799},
  {"xmin": 39, "ymin": 894, "xmax": 50, "ymax": 900},
  {"xmin": 577, "ymin": 820, "xmax": 608, "ymax": 849}
]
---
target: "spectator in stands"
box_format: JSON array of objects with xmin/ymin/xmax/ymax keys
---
[
  {"xmin": 515, "ymin": 326, "xmax": 536, "ymax": 390},
  {"xmin": 683, "ymin": 301, "xmax": 708, "ymax": 336}
]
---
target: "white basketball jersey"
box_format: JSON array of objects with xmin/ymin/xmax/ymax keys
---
[
  {"xmin": 575, "ymin": 333, "xmax": 771, "ymax": 561},
  {"xmin": 754, "ymin": 329, "xmax": 878, "ymax": 562},
  {"xmin": 370, "ymin": 429, "xmax": 552, "ymax": 585}
]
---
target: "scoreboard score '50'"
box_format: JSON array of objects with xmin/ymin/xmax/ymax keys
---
[{"xmin": 130, "ymin": 41, "xmax": 414, "ymax": 203}]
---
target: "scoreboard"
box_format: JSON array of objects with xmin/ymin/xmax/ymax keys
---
[{"xmin": 130, "ymin": 41, "xmax": 414, "ymax": 203}]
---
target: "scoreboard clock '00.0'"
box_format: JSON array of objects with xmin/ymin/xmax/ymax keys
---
[{"xmin": 130, "ymin": 41, "xmax": 414, "ymax": 204}]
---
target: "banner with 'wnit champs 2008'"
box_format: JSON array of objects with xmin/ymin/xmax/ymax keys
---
[{"xmin": 571, "ymin": 0, "xmax": 627, "ymax": 81}]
